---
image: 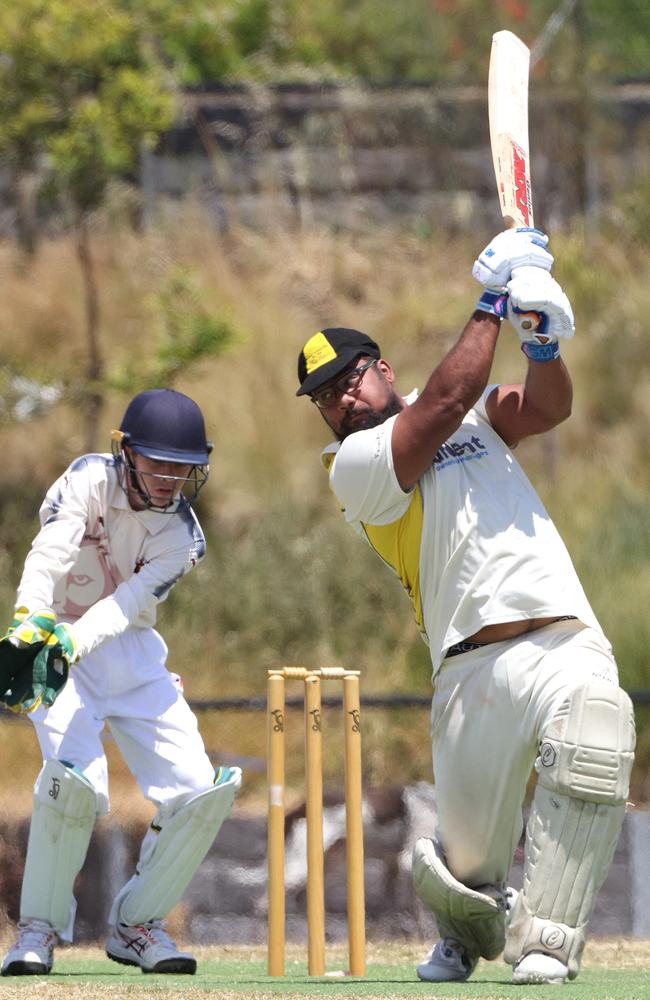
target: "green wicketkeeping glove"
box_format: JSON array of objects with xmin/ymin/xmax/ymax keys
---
[
  {"xmin": 0, "ymin": 608, "xmax": 56, "ymax": 701},
  {"xmin": 14, "ymin": 623, "xmax": 78, "ymax": 713}
]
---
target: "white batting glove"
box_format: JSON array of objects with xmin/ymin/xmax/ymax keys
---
[
  {"xmin": 507, "ymin": 269, "xmax": 575, "ymax": 361},
  {"xmin": 473, "ymin": 228, "xmax": 553, "ymax": 288}
]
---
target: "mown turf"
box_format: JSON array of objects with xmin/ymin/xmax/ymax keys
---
[{"xmin": 0, "ymin": 943, "xmax": 648, "ymax": 1000}]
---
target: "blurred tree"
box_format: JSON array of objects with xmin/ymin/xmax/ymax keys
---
[
  {"xmin": 0, "ymin": 0, "xmax": 648, "ymax": 445},
  {"xmin": 0, "ymin": 0, "xmax": 175, "ymax": 447},
  {"xmin": 138, "ymin": 0, "xmax": 650, "ymax": 86},
  {"xmin": 108, "ymin": 266, "xmax": 237, "ymax": 395}
]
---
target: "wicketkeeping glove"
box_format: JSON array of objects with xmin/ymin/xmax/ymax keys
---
[
  {"xmin": 0, "ymin": 607, "xmax": 56, "ymax": 700},
  {"xmin": 506, "ymin": 269, "xmax": 575, "ymax": 362},
  {"xmin": 473, "ymin": 228, "xmax": 553, "ymax": 288},
  {"xmin": 3, "ymin": 622, "xmax": 78, "ymax": 714}
]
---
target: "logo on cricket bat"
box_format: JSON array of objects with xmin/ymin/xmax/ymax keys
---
[{"xmin": 512, "ymin": 141, "xmax": 532, "ymax": 227}]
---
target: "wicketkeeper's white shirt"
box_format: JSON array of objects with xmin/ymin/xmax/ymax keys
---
[
  {"xmin": 15, "ymin": 453, "xmax": 206, "ymax": 659},
  {"xmin": 324, "ymin": 386, "xmax": 603, "ymax": 673}
]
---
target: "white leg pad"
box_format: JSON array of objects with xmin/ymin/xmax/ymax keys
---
[
  {"xmin": 21, "ymin": 760, "xmax": 97, "ymax": 936},
  {"xmin": 412, "ymin": 837, "xmax": 508, "ymax": 960},
  {"xmin": 505, "ymin": 682, "xmax": 635, "ymax": 979},
  {"xmin": 111, "ymin": 765, "xmax": 241, "ymax": 926}
]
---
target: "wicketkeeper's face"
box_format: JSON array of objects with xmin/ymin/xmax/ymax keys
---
[
  {"xmin": 126, "ymin": 450, "xmax": 193, "ymax": 510},
  {"xmin": 311, "ymin": 357, "xmax": 402, "ymax": 440}
]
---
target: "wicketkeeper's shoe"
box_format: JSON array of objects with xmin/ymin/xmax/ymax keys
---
[
  {"xmin": 416, "ymin": 938, "xmax": 479, "ymax": 982},
  {"xmin": 106, "ymin": 920, "xmax": 197, "ymax": 974},
  {"xmin": 512, "ymin": 951, "xmax": 569, "ymax": 984},
  {"xmin": 1, "ymin": 918, "xmax": 57, "ymax": 976}
]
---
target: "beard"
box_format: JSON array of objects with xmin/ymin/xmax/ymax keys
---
[{"xmin": 335, "ymin": 392, "xmax": 403, "ymax": 441}]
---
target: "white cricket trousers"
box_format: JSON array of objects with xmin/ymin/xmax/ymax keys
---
[
  {"xmin": 29, "ymin": 627, "xmax": 216, "ymax": 814},
  {"xmin": 430, "ymin": 620, "xmax": 620, "ymax": 888}
]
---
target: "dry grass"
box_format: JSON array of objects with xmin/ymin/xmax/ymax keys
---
[{"xmin": 1, "ymin": 203, "xmax": 650, "ymax": 800}]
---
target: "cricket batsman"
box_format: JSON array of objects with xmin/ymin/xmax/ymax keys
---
[
  {"xmin": 0, "ymin": 388, "xmax": 241, "ymax": 976},
  {"xmin": 295, "ymin": 229, "xmax": 635, "ymax": 985}
]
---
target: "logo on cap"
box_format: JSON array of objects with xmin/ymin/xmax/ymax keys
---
[{"xmin": 303, "ymin": 332, "xmax": 337, "ymax": 374}]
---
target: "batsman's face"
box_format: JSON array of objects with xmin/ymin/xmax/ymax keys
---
[
  {"xmin": 312, "ymin": 357, "xmax": 403, "ymax": 440},
  {"xmin": 127, "ymin": 451, "xmax": 193, "ymax": 510}
]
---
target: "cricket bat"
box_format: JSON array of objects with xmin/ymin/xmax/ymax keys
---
[
  {"xmin": 488, "ymin": 29, "xmax": 540, "ymax": 331},
  {"xmin": 488, "ymin": 30, "xmax": 533, "ymax": 230}
]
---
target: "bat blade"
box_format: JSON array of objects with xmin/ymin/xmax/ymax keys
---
[{"xmin": 488, "ymin": 30, "xmax": 533, "ymax": 229}]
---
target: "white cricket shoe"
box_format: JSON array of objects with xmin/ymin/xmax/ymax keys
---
[
  {"xmin": 1, "ymin": 919, "xmax": 57, "ymax": 976},
  {"xmin": 416, "ymin": 938, "xmax": 478, "ymax": 982},
  {"xmin": 106, "ymin": 920, "xmax": 197, "ymax": 974},
  {"xmin": 512, "ymin": 951, "xmax": 569, "ymax": 984}
]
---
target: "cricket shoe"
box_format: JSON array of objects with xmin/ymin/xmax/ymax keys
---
[
  {"xmin": 106, "ymin": 920, "xmax": 197, "ymax": 974},
  {"xmin": 512, "ymin": 951, "xmax": 569, "ymax": 984},
  {"xmin": 416, "ymin": 938, "xmax": 478, "ymax": 982},
  {"xmin": 1, "ymin": 918, "xmax": 57, "ymax": 976}
]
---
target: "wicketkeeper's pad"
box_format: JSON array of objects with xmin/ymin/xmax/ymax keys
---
[
  {"xmin": 412, "ymin": 837, "xmax": 509, "ymax": 960},
  {"xmin": 504, "ymin": 681, "xmax": 635, "ymax": 979},
  {"xmin": 21, "ymin": 760, "xmax": 97, "ymax": 937},
  {"xmin": 111, "ymin": 765, "xmax": 242, "ymax": 926}
]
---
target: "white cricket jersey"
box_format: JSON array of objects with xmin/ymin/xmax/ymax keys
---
[
  {"xmin": 324, "ymin": 387, "xmax": 602, "ymax": 673},
  {"xmin": 15, "ymin": 453, "xmax": 206, "ymax": 659}
]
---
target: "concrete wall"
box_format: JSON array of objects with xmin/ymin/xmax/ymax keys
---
[
  {"xmin": 138, "ymin": 82, "xmax": 650, "ymax": 233},
  {"xmin": 2, "ymin": 83, "xmax": 649, "ymax": 240}
]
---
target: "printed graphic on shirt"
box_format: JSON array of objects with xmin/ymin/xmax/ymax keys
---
[
  {"xmin": 57, "ymin": 515, "xmax": 123, "ymax": 618},
  {"xmin": 433, "ymin": 433, "xmax": 488, "ymax": 472}
]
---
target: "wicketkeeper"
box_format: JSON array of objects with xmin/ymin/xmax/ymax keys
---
[
  {"xmin": 295, "ymin": 229, "xmax": 635, "ymax": 986},
  {"xmin": 0, "ymin": 388, "xmax": 241, "ymax": 976}
]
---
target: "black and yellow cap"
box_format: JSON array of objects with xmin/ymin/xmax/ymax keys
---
[{"xmin": 296, "ymin": 327, "xmax": 380, "ymax": 397}]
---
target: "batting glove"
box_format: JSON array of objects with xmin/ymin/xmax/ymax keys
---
[
  {"xmin": 0, "ymin": 607, "xmax": 56, "ymax": 700},
  {"xmin": 473, "ymin": 228, "xmax": 553, "ymax": 288},
  {"xmin": 475, "ymin": 288, "xmax": 508, "ymax": 319},
  {"xmin": 506, "ymin": 269, "xmax": 575, "ymax": 362}
]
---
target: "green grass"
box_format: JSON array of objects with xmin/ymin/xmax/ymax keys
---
[{"xmin": 0, "ymin": 943, "xmax": 649, "ymax": 999}]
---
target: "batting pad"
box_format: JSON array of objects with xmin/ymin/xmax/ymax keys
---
[
  {"xmin": 21, "ymin": 760, "xmax": 97, "ymax": 936},
  {"xmin": 112, "ymin": 765, "xmax": 242, "ymax": 926},
  {"xmin": 504, "ymin": 681, "xmax": 635, "ymax": 978},
  {"xmin": 412, "ymin": 837, "xmax": 508, "ymax": 960}
]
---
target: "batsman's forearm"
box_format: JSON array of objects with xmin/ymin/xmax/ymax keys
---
[
  {"xmin": 522, "ymin": 357, "xmax": 573, "ymax": 429},
  {"xmin": 415, "ymin": 311, "xmax": 501, "ymax": 425},
  {"xmin": 391, "ymin": 311, "xmax": 501, "ymax": 489}
]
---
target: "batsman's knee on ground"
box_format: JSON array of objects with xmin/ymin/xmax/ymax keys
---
[{"xmin": 412, "ymin": 836, "xmax": 510, "ymax": 962}]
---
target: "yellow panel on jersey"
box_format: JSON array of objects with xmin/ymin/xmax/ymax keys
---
[{"xmin": 362, "ymin": 485, "xmax": 425, "ymax": 635}]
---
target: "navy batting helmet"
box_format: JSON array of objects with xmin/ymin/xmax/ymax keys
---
[{"xmin": 111, "ymin": 389, "xmax": 213, "ymax": 510}]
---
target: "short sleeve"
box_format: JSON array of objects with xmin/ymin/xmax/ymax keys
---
[
  {"xmin": 472, "ymin": 383, "xmax": 501, "ymax": 425},
  {"xmin": 329, "ymin": 415, "xmax": 413, "ymax": 525}
]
